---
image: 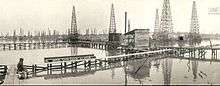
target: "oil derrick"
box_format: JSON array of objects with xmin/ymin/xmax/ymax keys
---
[
  {"xmin": 48, "ymin": 28, "xmax": 51, "ymax": 42},
  {"xmin": 153, "ymin": 9, "xmax": 160, "ymax": 39},
  {"xmin": 69, "ymin": 5, "xmax": 78, "ymax": 44},
  {"xmin": 53, "ymin": 30, "xmax": 56, "ymax": 42},
  {"xmin": 108, "ymin": 4, "xmax": 121, "ymax": 49},
  {"xmin": 41, "ymin": 31, "xmax": 46, "ymax": 43},
  {"xmin": 28, "ymin": 31, "xmax": 31, "ymax": 43},
  {"xmin": 189, "ymin": 1, "xmax": 201, "ymax": 43},
  {"xmin": 13, "ymin": 30, "xmax": 17, "ymax": 43},
  {"xmin": 109, "ymin": 4, "xmax": 116, "ymax": 34},
  {"xmin": 159, "ymin": 0, "xmax": 174, "ymax": 43},
  {"xmin": 19, "ymin": 28, "xmax": 25, "ymax": 42}
]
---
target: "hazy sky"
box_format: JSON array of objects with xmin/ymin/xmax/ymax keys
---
[{"xmin": 0, "ymin": 0, "xmax": 220, "ymax": 35}]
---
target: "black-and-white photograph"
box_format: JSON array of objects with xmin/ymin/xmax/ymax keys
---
[{"xmin": 0, "ymin": 0, "xmax": 220, "ymax": 85}]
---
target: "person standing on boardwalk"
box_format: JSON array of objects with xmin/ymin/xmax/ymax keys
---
[{"xmin": 17, "ymin": 58, "xmax": 24, "ymax": 73}]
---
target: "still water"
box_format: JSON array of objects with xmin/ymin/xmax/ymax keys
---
[{"xmin": 0, "ymin": 40, "xmax": 220, "ymax": 85}]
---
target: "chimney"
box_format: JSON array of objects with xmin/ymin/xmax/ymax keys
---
[{"xmin": 125, "ymin": 11, "xmax": 127, "ymax": 34}]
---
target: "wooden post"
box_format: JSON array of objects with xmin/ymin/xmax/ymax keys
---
[
  {"xmin": 3, "ymin": 44, "xmax": 5, "ymax": 50},
  {"xmin": 94, "ymin": 59, "xmax": 97, "ymax": 66},
  {"xmin": 47, "ymin": 64, "xmax": 49, "ymax": 74},
  {"xmin": 99, "ymin": 59, "xmax": 102, "ymax": 66},
  {"xmin": 28, "ymin": 43, "xmax": 31, "ymax": 50},
  {"xmin": 64, "ymin": 62, "xmax": 67, "ymax": 73},
  {"xmin": 60, "ymin": 63, "xmax": 63, "ymax": 74},
  {"xmin": 32, "ymin": 65, "xmax": 36, "ymax": 76},
  {"xmin": 24, "ymin": 43, "xmax": 26, "ymax": 50},
  {"xmin": 49, "ymin": 64, "xmax": 52, "ymax": 74},
  {"xmin": 74, "ymin": 61, "xmax": 77, "ymax": 70},
  {"xmin": 104, "ymin": 58, "xmax": 107, "ymax": 68},
  {"xmin": 14, "ymin": 44, "xmax": 16, "ymax": 50},
  {"xmin": 8, "ymin": 44, "xmax": 11, "ymax": 50},
  {"xmin": 33, "ymin": 43, "xmax": 36, "ymax": 49},
  {"xmin": 71, "ymin": 62, "xmax": 74, "ymax": 72},
  {"xmin": 34, "ymin": 65, "xmax": 37, "ymax": 76},
  {"xmin": 84, "ymin": 61, "xmax": 87, "ymax": 69},
  {"xmin": 43, "ymin": 43, "xmax": 45, "ymax": 49},
  {"xmin": 19, "ymin": 44, "xmax": 21, "ymax": 50},
  {"xmin": 32, "ymin": 65, "xmax": 34, "ymax": 75},
  {"xmin": 193, "ymin": 49, "xmax": 196, "ymax": 58},
  {"xmin": 89, "ymin": 60, "xmax": 91, "ymax": 67}
]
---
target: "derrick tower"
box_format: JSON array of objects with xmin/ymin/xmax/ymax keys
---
[
  {"xmin": 188, "ymin": 1, "xmax": 201, "ymax": 43},
  {"xmin": 159, "ymin": 0, "xmax": 174, "ymax": 42},
  {"xmin": 109, "ymin": 4, "xmax": 116, "ymax": 34},
  {"xmin": 108, "ymin": 4, "xmax": 121, "ymax": 49},
  {"xmin": 153, "ymin": 9, "xmax": 160, "ymax": 39},
  {"xmin": 69, "ymin": 5, "xmax": 78, "ymax": 43},
  {"xmin": 190, "ymin": 1, "xmax": 199, "ymax": 34},
  {"xmin": 154, "ymin": 9, "xmax": 160, "ymax": 34}
]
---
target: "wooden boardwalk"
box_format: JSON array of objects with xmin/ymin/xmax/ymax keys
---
[
  {"xmin": 159, "ymin": 46, "xmax": 220, "ymax": 50},
  {"xmin": 168, "ymin": 55, "xmax": 220, "ymax": 62},
  {"xmin": 105, "ymin": 49, "xmax": 172, "ymax": 59},
  {"xmin": 16, "ymin": 49, "xmax": 173, "ymax": 79}
]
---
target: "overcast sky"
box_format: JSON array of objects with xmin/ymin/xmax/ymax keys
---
[{"xmin": 0, "ymin": 0, "xmax": 219, "ymax": 35}]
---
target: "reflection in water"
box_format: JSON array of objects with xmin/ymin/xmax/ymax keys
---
[
  {"xmin": 153, "ymin": 57, "xmax": 161, "ymax": 72},
  {"xmin": 3, "ymin": 39, "xmax": 219, "ymax": 85},
  {"xmin": 162, "ymin": 58, "xmax": 173, "ymax": 85},
  {"xmin": 111, "ymin": 65, "xmax": 115, "ymax": 79},
  {"xmin": 187, "ymin": 60, "xmax": 191, "ymax": 72},
  {"xmin": 123, "ymin": 61, "xmax": 128, "ymax": 85},
  {"xmin": 0, "ymin": 75, "xmax": 6, "ymax": 85},
  {"xmin": 70, "ymin": 45, "xmax": 78, "ymax": 56},
  {"xmin": 125, "ymin": 55, "xmax": 154, "ymax": 84},
  {"xmin": 126, "ymin": 58, "xmax": 151, "ymax": 80},
  {"xmin": 192, "ymin": 58, "xmax": 198, "ymax": 80}
]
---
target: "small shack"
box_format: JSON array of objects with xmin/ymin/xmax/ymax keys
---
[{"xmin": 123, "ymin": 29, "xmax": 150, "ymax": 50}]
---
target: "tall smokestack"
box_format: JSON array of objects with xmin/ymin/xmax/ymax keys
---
[{"xmin": 125, "ymin": 11, "xmax": 127, "ymax": 34}]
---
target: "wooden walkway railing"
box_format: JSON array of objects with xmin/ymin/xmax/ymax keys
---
[
  {"xmin": 21, "ymin": 49, "xmax": 173, "ymax": 78},
  {"xmin": 0, "ymin": 65, "xmax": 7, "ymax": 85}
]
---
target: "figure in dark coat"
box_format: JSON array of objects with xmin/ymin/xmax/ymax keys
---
[{"xmin": 17, "ymin": 58, "xmax": 24, "ymax": 73}]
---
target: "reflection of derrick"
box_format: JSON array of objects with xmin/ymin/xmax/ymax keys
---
[
  {"xmin": 109, "ymin": 62, "xmax": 123, "ymax": 79},
  {"xmin": 162, "ymin": 58, "xmax": 173, "ymax": 85},
  {"xmin": 126, "ymin": 58, "xmax": 152, "ymax": 79},
  {"xmin": 191, "ymin": 60, "xmax": 198, "ymax": 80},
  {"xmin": 71, "ymin": 45, "xmax": 78, "ymax": 56}
]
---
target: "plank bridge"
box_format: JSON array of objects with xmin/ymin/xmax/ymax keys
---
[{"xmin": 20, "ymin": 49, "xmax": 173, "ymax": 78}]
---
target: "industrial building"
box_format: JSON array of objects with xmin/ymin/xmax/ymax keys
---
[{"xmin": 123, "ymin": 29, "xmax": 150, "ymax": 50}]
